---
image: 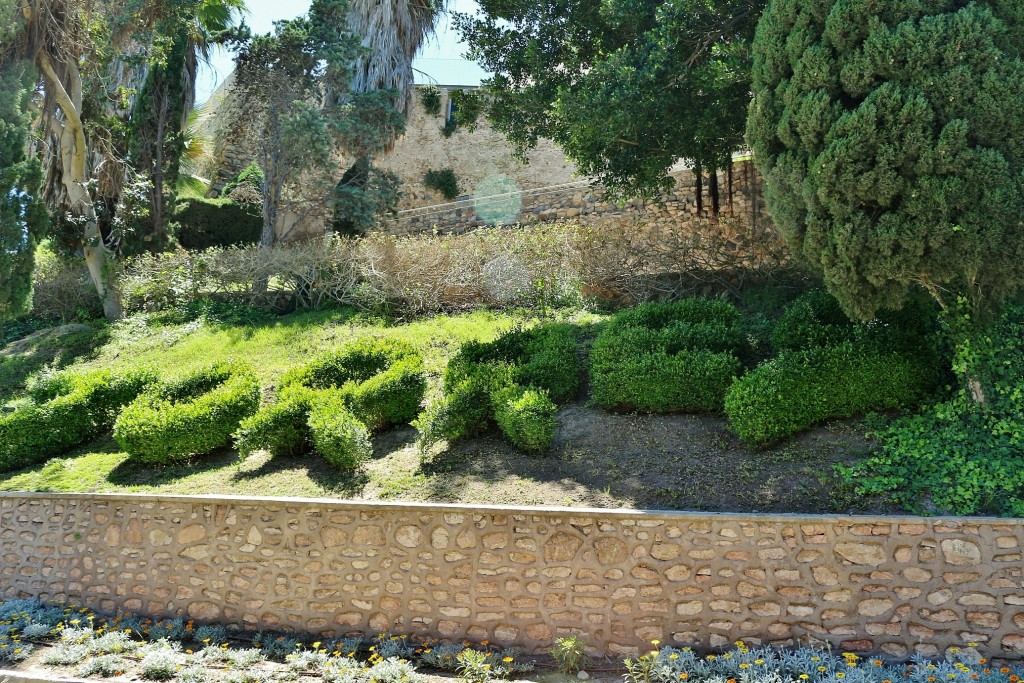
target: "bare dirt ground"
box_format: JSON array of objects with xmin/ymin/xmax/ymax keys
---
[{"xmin": 359, "ymin": 406, "xmax": 888, "ymax": 515}]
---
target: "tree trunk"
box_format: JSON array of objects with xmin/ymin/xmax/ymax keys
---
[
  {"xmin": 152, "ymin": 88, "xmax": 169, "ymax": 249},
  {"xmin": 38, "ymin": 52, "xmax": 123, "ymax": 320}
]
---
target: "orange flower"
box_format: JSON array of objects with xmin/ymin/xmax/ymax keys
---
[{"xmin": 1000, "ymin": 669, "xmax": 1011, "ymax": 675}]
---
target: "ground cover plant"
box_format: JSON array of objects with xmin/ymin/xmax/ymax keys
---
[
  {"xmin": 416, "ymin": 323, "xmax": 581, "ymax": 453},
  {"xmin": 4, "ymin": 599, "xmax": 1024, "ymax": 683},
  {"xmin": 589, "ymin": 298, "xmax": 746, "ymax": 414},
  {"xmin": 0, "ymin": 598, "xmax": 537, "ymax": 682},
  {"xmin": 843, "ymin": 303, "xmax": 1024, "ymax": 517}
]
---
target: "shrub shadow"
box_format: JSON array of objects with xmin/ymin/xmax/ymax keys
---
[{"xmin": 106, "ymin": 447, "xmax": 239, "ymax": 487}]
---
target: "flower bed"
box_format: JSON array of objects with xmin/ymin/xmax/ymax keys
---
[{"xmin": 3, "ymin": 599, "xmax": 1024, "ymax": 683}]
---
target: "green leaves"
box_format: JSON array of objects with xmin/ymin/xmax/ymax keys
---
[
  {"xmin": 0, "ymin": 62, "xmax": 47, "ymax": 322},
  {"xmin": 456, "ymin": 0, "xmax": 765, "ymax": 198},
  {"xmin": 748, "ymin": 0, "xmax": 1024, "ymax": 322},
  {"xmin": 590, "ymin": 298, "xmax": 747, "ymax": 413}
]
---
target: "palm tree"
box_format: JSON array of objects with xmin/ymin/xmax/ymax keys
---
[{"xmin": 346, "ymin": 0, "xmax": 447, "ymax": 120}]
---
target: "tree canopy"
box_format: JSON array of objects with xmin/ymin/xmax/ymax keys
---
[
  {"xmin": 229, "ymin": 0, "xmax": 404, "ymax": 244},
  {"xmin": 746, "ymin": 0, "xmax": 1024, "ymax": 324},
  {"xmin": 454, "ymin": 0, "xmax": 765, "ymax": 199},
  {"xmin": 0, "ymin": 62, "xmax": 47, "ymax": 322}
]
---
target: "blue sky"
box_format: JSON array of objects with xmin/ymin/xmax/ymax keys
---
[{"xmin": 196, "ymin": 0, "xmax": 489, "ymax": 103}]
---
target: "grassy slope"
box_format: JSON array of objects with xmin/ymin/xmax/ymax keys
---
[
  {"xmin": 0, "ymin": 301, "xmax": 876, "ymax": 514},
  {"xmin": 0, "ymin": 306, "xmax": 579, "ymax": 496}
]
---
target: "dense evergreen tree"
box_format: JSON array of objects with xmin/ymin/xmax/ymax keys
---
[
  {"xmin": 229, "ymin": 0, "xmax": 404, "ymax": 244},
  {"xmin": 747, "ymin": 0, "xmax": 1024, "ymax": 325},
  {"xmin": 0, "ymin": 63, "xmax": 47, "ymax": 321}
]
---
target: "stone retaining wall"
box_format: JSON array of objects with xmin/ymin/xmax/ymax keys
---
[{"xmin": 2, "ymin": 493, "xmax": 1024, "ymax": 660}]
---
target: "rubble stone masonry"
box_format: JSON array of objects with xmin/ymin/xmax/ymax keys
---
[{"xmin": 2, "ymin": 493, "xmax": 1023, "ymax": 659}]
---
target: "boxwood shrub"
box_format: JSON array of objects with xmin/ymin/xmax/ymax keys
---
[
  {"xmin": 772, "ymin": 289, "xmax": 942, "ymax": 355},
  {"xmin": 492, "ymin": 384, "xmax": 558, "ymax": 452},
  {"xmin": 233, "ymin": 385, "xmax": 317, "ymax": 458},
  {"xmin": 0, "ymin": 368, "xmax": 157, "ymax": 472},
  {"xmin": 234, "ymin": 338, "xmax": 426, "ymax": 468},
  {"xmin": 418, "ymin": 324, "xmax": 580, "ymax": 453},
  {"xmin": 724, "ymin": 341, "xmax": 941, "ymax": 446},
  {"xmin": 307, "ymin": 391, "xmax": 373, "ymax": 470},
  {"xmin": 590, "ymin": 298, "xmax": 745, "ymax": 413},
  {"xmin": 113, "ymin": 363, "xmax": 261, "ymax": 463}
]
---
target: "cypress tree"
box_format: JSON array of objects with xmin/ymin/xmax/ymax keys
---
[
  {"xmin": 747, "ymin": 0, "xmax": 1024, "ymax": 324},
  {"xmin": 0, "ymin": 62, "xmax": 47, "ymax": 321}
]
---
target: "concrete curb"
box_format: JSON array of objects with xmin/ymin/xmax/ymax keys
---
[{"xmin": 0, "ymin": 671, "xmax": 90, "ymax": 683}]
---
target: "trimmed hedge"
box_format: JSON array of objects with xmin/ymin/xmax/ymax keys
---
[
  {"xmin": 592, "ymin": 350, "xmax": 742, "ymax": 414},
  {"xmin": 308, "ymin": 391, "xmax": 373, "ymax": 470},
  {"xmin": 113, "ymin": 363, "xmax": 261, "ymax": 463},
  {"xmin": 590, "ymin": 298, "xmax": 745, "ymax": 413},
  {"xmin": 724, "ymin": 342, "xmax": 942, "ymax": 446},
  {"xmin": 173, "ymin": 198, "xmax": 262, "ymax": 250},
  {"xmin": 443, "ymin": 324, "xmax": 580, "ymax": 404},
  {"xmin": 233, "ymin": 386, "xmax": 316, "ymax": 458},
  {"xmin": 418, "ymin": 324, "xmax": 580, "ymax": 453},
  {"xmin": 772, "ymin": 289, "xmax": 942, "ymax": 355},
  {"xmin": 234, "ymin": 338, "xmax": 426, "ymax": 469},
  {"xmin": 771, "ymin": 289, "xmax": 857, "ymax": 352},
  {"xmin": 492, "ymin": 384, "xmax": 558, "ymax": 452},
  {"xmin": 0, "ymin": 369, "xmax": 157, "ymax": 472}
]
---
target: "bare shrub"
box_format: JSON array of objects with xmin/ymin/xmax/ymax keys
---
[
  {"xmin": 89, "ymin": 219, "xmax": 794, "ymax": 317},
  {"xmin": 31, "ymin": 253, "xmax": 105, "ymax": 321}
]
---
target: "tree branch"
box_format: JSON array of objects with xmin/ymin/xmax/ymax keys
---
[{"xmin": 35, "ymin": 51, "xmax": 87, "ymax": 180}]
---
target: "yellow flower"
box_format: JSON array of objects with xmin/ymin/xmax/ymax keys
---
[
  {"xmin": 740, "ymin": 663, "xmax": 751, "ymax": 669},
  {"xmin": 313, "ymin": 642, "xmax": 322, "ymax": 649},
  {"xmin": 680, "ymin": 674, "xmax": 688, "ymax": 680},
  {"xmin": 837, "ymin": 674, "xmax": 846, "ymax": 679},
  {"xmin": 503, "ymin": 657, "xmax": 514, "ymax": 663},
  {"xmin": 652, "ymin": 640, "xmax": 661, "ymax": 646},
  {"xmin": 800, "ymin": 675, "xmax": 810, "ymax": 680},
  {"xmin": 755, "ymin": 660, "xmax": 765, "ymax": 665},
  {"xmin": 670, "ymin": 654, "xmax": 680, "ymax": 660}
]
